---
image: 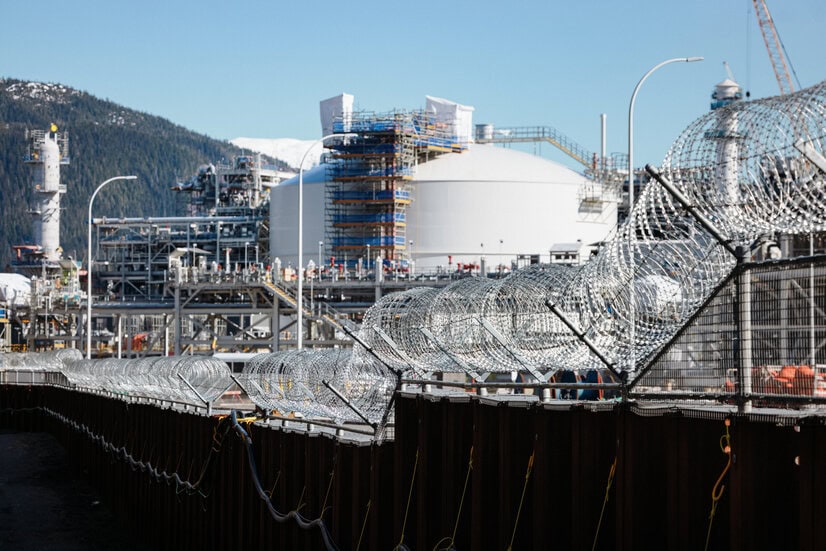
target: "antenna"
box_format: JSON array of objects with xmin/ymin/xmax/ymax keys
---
[{"xmin": 723, "ymin": 61, "xmax": 736, "ymax": 81}]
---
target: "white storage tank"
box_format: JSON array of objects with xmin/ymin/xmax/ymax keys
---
[
  {"xmin": 269, "ymin": 165, "xmax": 327, "ymax": 272},
  {"xmin": 269, "ymin": 143, "xmax": 616, "ymax": 272}
]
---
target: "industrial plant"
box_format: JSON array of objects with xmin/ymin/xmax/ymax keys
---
[{"xmin": 2, "ymin": 4, "xmax": 826, "ymax": 547}]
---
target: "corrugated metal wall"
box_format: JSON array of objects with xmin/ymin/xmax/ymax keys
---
[{"xmin": 2, "ymin": 385, "xmax": 824, "ymax": 550}]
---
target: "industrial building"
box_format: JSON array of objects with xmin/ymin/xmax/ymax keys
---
[
  {"xmin": 3, "ymin": 3, "xmax": 825, "ymax": 549},
  {"xmin": 0, "ymin": 91, "xmax": 626, "ymax": 358},
  {"xmin": 2, "ymin": 75, "xmax": 826, "ymax": 551},
  {"xmin": 271, "ymin": 94, "xmax": 617, "ymax": 275}
]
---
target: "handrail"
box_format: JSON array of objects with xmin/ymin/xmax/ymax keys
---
[
  {"xmin": 475, "ymin": 125, "xmax": 595, "ymax": 168},
  {"xmin": 266, "ymin": 279, "xmax": 357, "ymax": 335}
]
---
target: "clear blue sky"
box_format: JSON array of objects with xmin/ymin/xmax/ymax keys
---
[{"xmin": 2, "ymin": 0, "xmax": 823, "ymax": 170}]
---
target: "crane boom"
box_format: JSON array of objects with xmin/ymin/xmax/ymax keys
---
[{"xmin": 752, "ymin": 0, "xmax": 795, "ymax": 95}]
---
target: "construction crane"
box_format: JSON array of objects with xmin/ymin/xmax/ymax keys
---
[{"xmin": 752, "ymin": 0, "xmax": 795, "ymax": 95}]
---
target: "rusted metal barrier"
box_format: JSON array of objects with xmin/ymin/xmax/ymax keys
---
[{"xmin": 2, "ymin": 384, "xmax": 826, "ymax": 549}]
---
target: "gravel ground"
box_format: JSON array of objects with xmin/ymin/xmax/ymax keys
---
[{"xmin": 0, "ymin": 430, "xmax": 151, "ymax": 551}]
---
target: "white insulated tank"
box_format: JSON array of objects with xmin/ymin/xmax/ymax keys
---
[
  {"xmin": 268, "ymin": 165, "xmax": 327, "ymax": 271},
  {"xmin": 406, "ymin": 144, "xmax": 616, "ymax": 269},
  {"xmin": 269, "ymin": 144, "xmax": 617, "ymax": 271}
]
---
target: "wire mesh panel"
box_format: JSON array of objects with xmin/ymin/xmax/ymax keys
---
[
  {"xmin": 635, "ymin": 257, "xmax": 826, "ymax": 402},
  {"xmin": 746, "ymin": 260, "xmax": 826, "ymax": 399},
  {"xmin": 633, "ymin": 276, "xmax": 737, "ymax": 397}
]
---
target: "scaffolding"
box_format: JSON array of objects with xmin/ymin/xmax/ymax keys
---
[{"xmin": 325, "ymin": 111, "xmax": 466, "ymax": 267}]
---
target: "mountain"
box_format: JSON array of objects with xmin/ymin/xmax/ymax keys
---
[
  {"xmin": 230, "ymin": 137, "xmax": 321, "ymax": 171},
  {"xmin": 0, "ymin": 78, "xmax": 288, "ymax": 270}
]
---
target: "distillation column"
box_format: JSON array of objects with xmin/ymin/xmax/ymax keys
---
[{"xmin": 25, "ymin": 126, "xmax": 69, "ymax": 262}]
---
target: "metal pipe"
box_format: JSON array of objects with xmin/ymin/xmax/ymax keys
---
[
  {"xmin": 94, "ymin": 215, "xmax": 253, "ymax": 225},
  {"xmin": 811, "ymin": 235, "xmax": 816, "ymax": 368},
  {"xmin": 739, "ymin": 266, "xmax": 753, "ymax": 412}
]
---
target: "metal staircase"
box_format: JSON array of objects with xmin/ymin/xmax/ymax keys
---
[
  {"xmin": 474, "ymin": 125, "xmax": 596, "ymax": 169},
  {"xmin": 262, "ymin": 279, "xmax": 358, "ymax": 335}
]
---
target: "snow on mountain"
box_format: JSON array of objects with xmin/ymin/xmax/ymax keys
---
[
  {"xmin": 3, "ymin": 80, "xmax": 79, "ymax": 104},
  {"xmin": 230, "ymin": 137, "xmax": 326, "ymax": 171}
]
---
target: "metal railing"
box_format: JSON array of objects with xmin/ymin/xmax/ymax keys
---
[{"xmin": 475, "ymin": 125, "xmax": 596, "ymax": 168}]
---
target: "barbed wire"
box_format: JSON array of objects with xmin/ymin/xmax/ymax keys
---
[{"xmin": 4, "ymin": 80, "xmax": 826, "ymax": 420}]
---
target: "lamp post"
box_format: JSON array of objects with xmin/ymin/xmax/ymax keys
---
[
  {"xmin": 297, "ymin": 133, "xmax": 354, "ymax": 349},
  {"xmin": 409, "ymin": 240, "xmax": 414, "ymax": 277},
  {"xmin": 626, "ymin": 56, "xmax": 702, "ymax": 372},
  {"xmin": 628, "ymin": 57, "xmax": 703, "ymax": 211},
  {"xmin": 87, "ymin": 175, "xmax": 138, "ymax": 359},
  {"xmin": 318, "ymin": 240, "xmax": 324, "ymax": 279}
]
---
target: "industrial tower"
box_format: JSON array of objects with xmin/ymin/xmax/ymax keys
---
[
  {"xmin": 15, "ymin": 125, "xmax": 70, "ymax": 270},
  {"xmin": 10, "ymin": 126, "xmax": 83, "ymax": 352}
]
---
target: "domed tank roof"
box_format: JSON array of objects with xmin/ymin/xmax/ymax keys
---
[
  {"xmin": 278, "ymin": 143, "xmax": 588, "ymax": 186},
  {"xmin": 414, "ymin": 143, "xmax": 588, "ymax": 184},
  {"xmin": 278, "ymin": 164, "xmax": 327, "ymax": 186}
]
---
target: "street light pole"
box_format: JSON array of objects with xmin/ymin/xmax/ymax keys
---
[
  {"xmin": 86, "ymin": 175, "xmax": 138, "ymax": 359},
  {"xmin": 409, "ymin": 240, "xmax": 414, "ymax": 277},
  {"xmin": 318, "ymin": 240, "xmax": 324, "ymax": 278},
  {"xmin": 626, "ymin": 56, "xmax": 702, "ymax": 373},
  {"xmin": 628, "ymin": 56, "xmax": 703, "ymax": 211},
  {"xmin": 297, "ymin": 133, "xmax": 354, "ymax": 349}
]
